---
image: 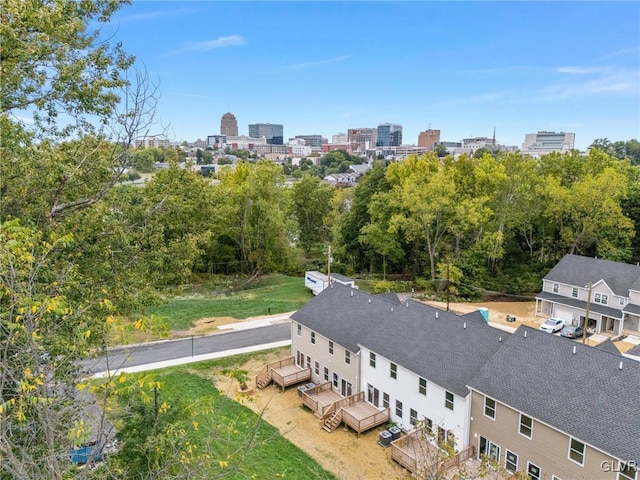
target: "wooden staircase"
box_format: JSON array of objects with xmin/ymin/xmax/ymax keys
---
[
  {"xmin": 323, "ymin": 408, "xmax": 343, "ymax": 432},
  {"xmin": 256, "ymin": 369, "xmax": 273, "ymax": 389}
]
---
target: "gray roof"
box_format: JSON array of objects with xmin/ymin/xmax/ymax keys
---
[
  {"xmin": 543, "ymin": 254, "xmax": 640, "ymax": 296},
  {"xmin": 468, "ymin": 325, "xmax": 640, "ymax": 463},
  {"xmin": 376, "ymin": 292, "xmax": 402, "ymax": 305},
  {"xmin": 461, "ymin": 310, "xmax": 489, "ymax": 325},
  {"xmin": 535, "ymin": 291, "xmax": 624, "ymax": 319},
  {"xmin": 626, "ymin": 344, "xmax": 640, "ymax": 357},
  {"xmin": 331, "ymin": 273, "xmax": 354, "ymax": 283},
  {"xmin": 291, "ymin": 284, "xmax": 506, "ymax": 397},
  {"xmin": 594, "ymin": 339, "xmax": 621, "ymax": 355}
]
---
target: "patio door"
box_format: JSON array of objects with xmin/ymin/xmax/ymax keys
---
[
  {"xmin": 341, "ymin": 380, "xmax": 352, "ymax": 397},
  {"xmin": 296, "ymin": 350, "xmax": 304, "ymax": 367},
  {"xmin": 479, "ymin": 436, "xmax": 500, "ymax": 462},
  {"xmin": 367, "ymin": 384, "xmax": 379, "ymax": 406}
]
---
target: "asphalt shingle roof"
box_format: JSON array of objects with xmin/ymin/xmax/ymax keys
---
[
  {"xmin": 468, "ymin": 325, "xmax": 640, "ymax": 463},
  {"xmin": 291, "ymin": 284, "xmax": 506, "ymax": 397},
  {"xmin": 543, "ymin": 254, "xmax": 640, "ymax": 296},
  {"xmin": 536, "ymin": 292, "xmax": 624, "ymax": 319}
]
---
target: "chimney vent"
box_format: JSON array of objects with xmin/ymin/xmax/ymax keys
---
[
  {"xmin": 619, "ymin": 361, "xmax": 623, "ymax": 370},
  {"xmin": 350, "ymin": 290, "xmax": 353, "ymax": 297},
  {"xmin": 573, "ymin": 346, "xmax": 577, "ymax": 354},
  {"xmin": 435, "ymin": 311, "xmax": 439, "ymax": 319},
  {"xmin": 524, "ymin": 330, "xmax": 528, "ymax": 338}
]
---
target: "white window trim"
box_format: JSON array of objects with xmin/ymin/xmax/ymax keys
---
[
  {"xmin": 568, "ymin": 438, "xmax": 585, "ymax": 466},
  {"xmin": 505, "ymin": 450, "xmax": 518, "ymax": 473},
  {"xmin": 484, "ymin": 396, "xmax": 496, "ymax": 420},
  {"xmin": 527, "ymin": 462, "xmax": 541, "ymax": 480},
  {"xmin": 445, "ymin": 391, "xmax": 454, "ymax": 410},
  {"xmin": 519, "ymin": 414, "xmax": 533, "ymax": 439}
]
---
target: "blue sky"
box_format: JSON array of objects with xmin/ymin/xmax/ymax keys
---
[{"xmin": 106, "ymin": 1, "xmax": 640, "ymax": 150}]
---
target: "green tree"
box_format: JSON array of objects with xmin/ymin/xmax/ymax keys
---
[{"xmin": 289, "ymin": 175, "xmax": 335, "ymax": 255}]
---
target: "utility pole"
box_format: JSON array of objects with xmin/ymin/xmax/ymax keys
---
[
  {"xmin": 327, "ymin": 245, "xmax": 332, "ymax": 288},
  {"xmin": 446, "ymin": 260, "xmax": 450, "ymax": 312},
  {"xmin": 583, "ymin": 282, "xmax": 592, "ymax": 345}
]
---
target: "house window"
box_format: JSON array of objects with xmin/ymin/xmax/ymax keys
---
[
  {"xmin": 553, "ymin": 283, "xmax": 559, "ymax": 293},
  {"xmin": 328, "ymin": 341, "xmax": 333, "ymax": 355},
  {"xmin": 390, "ymin": 362, "xmax": 397, "ymax": 379},
  {"xmin": 572, "ymin": 287, "xmax": 578, "ymax": 298},
  {"xmin": 332, "ymin": 372, "xmax": 338, "ymax": 388},
  {"xmin": 527, "ymin": 462, "xmax": 541, "ymax": 480},
  {"xmin": 345, "ymin": 350, "xmax": 351, "ymax": 365},
  {"xmin": 620, "ymin": 297, "xmax": 627, "ymax": 306},
  {"xmin": 479, "ymin": 437, "xmax": 500, "ymax": 462},
  {"xmin": 369, "ymin": 352, "xmax": 376, "ymax": 368},
  {"xmin": 297, "ymin": 324, "xmax": 301, "ymax": 336},
  {"xmin": 568, "ymin": 438, "xmax": 585, "ymax": 465},
  {"xmin": 445, "ymin": 391, "xmax": 454, "ymax": 410},
  {"xmin": 382, "ymin": 392, "xmax": 389, "ymax": 409},
  {"xmin": 505, "ymin": 450, "xmax": 518, "ymax": 472},
  {"xmin": 618, "ymin": 464, "xmax": 638, "ymax": 480},
  {"xmin": 519, "ymin": 414, "xmax": 533, "ymax": 438},
  {"xmin": 314, "ymin": 361, "xmax": 319, "ymax": 376},
  {"xmin": 594, "ymin": 293, "xmax": 609, "ymax": 305},
  {"xmin": 323, "ymin": 367, "xmax": 329, "ymax": 381},
  {"xmin": 484, "ymin": 397, "xmax": 496, "ymax": 419},
  {"xmin": 419, "ymin": 377, "xmax": 427, "ymax": 395},
  {"xmin": 395, "ymin": 400, "xmax": 403, "ymax": 417},
  {"xmin": 410, "ymin": 408, "xmax": 417, "ymax": 426},
  {"xmin": 311, "ymin": 332, "xmax": 316, "ymax": 344}
]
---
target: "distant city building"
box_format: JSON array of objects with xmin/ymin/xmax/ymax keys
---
[
  {"xmin": 191, "ymin": 138, "xmax": 208, "ymax": 149},
  {"xmin": 332, "ymin": 132, "xmax": 348, "ymax": 144},
  {"xmin": 207, "ymin": 134, "xmax": 226, "ymax": 148},
  {"xmin": 522, "ymin": 131, "xmax": 575, "ymax": 157},
  {"xmin": 376, "ymin": 123, "xmax": 403, "ymax": 147},
  {"xmin": 348, "ymin": 128, "xmax": 377, "ymax": 150},
  {"xmin": 220, "ymin": 112, "xmax": 238, "ymax": 137},
  {"xmin": 287, "ymin": 138, "xmax": 312, "ymax": 157},
  {"xmin": 254, "ymin": 144, "xmax": 287, "ymax": 157},
  {"xmin": 249, "ymin": 123, "xmax": 284, "ymax": 145},
  {"xmin": 417, "ymin": 129, "xmax": 441, "ymax": 150},
  {"xmin": 293, "ymin": 135, "xmax": 325, "ymax": 150},
  {"xmin": 322, "ymin": 144, "xmax": 354, "ymax": 154},
  {"xmin": 225, "ymin": 135, "xmax": 267, "ymax": 151},
  {"xmin": 134, "ymin": 136, "xmax": 171, "ymax": 149},
  {"xmin": 459, "ymin": 136, "xmax": 496, "ymax": 156},
  {"xmin": 369, "ymin": 145, "xmax": 427, "ymax": 160}
]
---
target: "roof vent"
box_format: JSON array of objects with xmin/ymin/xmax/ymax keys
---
[
  {"xmin": 573, "ymin": 345, "xmax": 577, "ymax": 355},
  {"xmin": 619, "ymin": 361, "xmax": 623, "ymax": 370},
  {"xmin": 499, "ymin": 336, "xmax": 502, "ymax": 342},
  {"xmin": 406, "ymin": 302, "xmax": 409, "ymax": 308},
  {"xmin": 435, "ymin": 311, "xmax": 439, "ymax": 319},
  {"xmin": 391, "ymin": 307, "xmax": 394, "ymax": 312},
  {"xmin": 463, "ymin": 322, "xmax": 467, "ymax": 329},
  {"xmin": 524, "ymin": 330, "xmax": 527, "ymax": 338},
  {"xmin": 350, "ymin": 290, "xmax": 353, "ymax": 297},
  {"xmin": 368, "ymin": 298, "xmax": 371, "ymax": 304}
]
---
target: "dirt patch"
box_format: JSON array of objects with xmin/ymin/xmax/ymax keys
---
[
  {"xmin": 217, "ymin": 348, "xmax": 410, "ymax": 480},
  {"xmin": 421, "ymin": 300, "xmax": 540, "ymax": 329},
  {"xmin": 173, "ymin": 316, "xmax": 239, "ymax": 338}
]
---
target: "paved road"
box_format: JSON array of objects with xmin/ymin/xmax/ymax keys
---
[{"xmin": 84, "ymin": 323, "xmax": 291, "ymax": 376}]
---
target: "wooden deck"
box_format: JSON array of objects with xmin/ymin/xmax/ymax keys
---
[
  {"xmin": 255, "ymin": 357, "xmax": 311, "ymax": 391},
  {"xmin": 390, "ymin": 429, "xmax": 475, "ymax": 475},
  {"xmin": 302, "ymin": 382, "xmax": 343, "ymax": 417},
  {"xmin": 320, "ymin": 391, "xmax": 390, "ymax": 436}
]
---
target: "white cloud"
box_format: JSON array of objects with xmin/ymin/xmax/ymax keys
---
[
  {"xmin": 598, "ymin": 46, "xmax": 640, "ymax": 61},
  {"xmin": 555, "ymin": 66, "xmax": 610, "ymax": 75},
  {"xmin": 165, "ymin": 35, "xmax": 246, "ymax": 56},
  {"xmin": 280, "ymin": 55, "xmax": 351, "ymax": 71},
  {"xmin": 115, "ymin": 8, "xmax": 192, "ymax": 24}
]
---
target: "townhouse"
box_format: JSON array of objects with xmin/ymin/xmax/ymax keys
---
[
  {"xmin": 468, "ymin": 325, "xmax": 640, "ymax": 480},
  {"xmin": 290, "ymin": 283, "xmax": 506, "ymax": 450},
  {"xmin": 536, "ymin": 254, "xmax": 640, "ymax": 335}
]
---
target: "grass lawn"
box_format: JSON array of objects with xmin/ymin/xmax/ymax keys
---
[
  {"xmin": 110, "ymin": 353, "xmax": 337, "ymax": 479},
  {"xmin": 147, "ymin": 274, "xmax": 313, "ymax": 330}
]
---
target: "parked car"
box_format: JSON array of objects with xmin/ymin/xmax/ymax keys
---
[
  {"xmin": 540, "ymin": 318, "xmax": 565, "ymax": 333},
  {"xmin": 560, "ymin": 325, "xmax": 584, "ymax": 339}
]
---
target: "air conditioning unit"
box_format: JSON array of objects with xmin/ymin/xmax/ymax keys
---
[
  {"xmin": 378, "ymin": 430, "xmax": 392, "ymax": 447},
  {"xmin": 388, "ymin": 426, "xmax": 401, "ymax": 441}
]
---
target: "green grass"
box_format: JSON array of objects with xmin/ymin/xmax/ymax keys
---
[
  {"xmin": 147, "ymin": 274, "xmax": 313, "ymax": 330},
  {"xmin": 111, "ymin": 356, "xmax": 337, "ymax": 479}
]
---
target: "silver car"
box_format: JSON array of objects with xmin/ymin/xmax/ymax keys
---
[{"xmin": 540, "ymin": 318, "xmax": 565, "ymax": 333}]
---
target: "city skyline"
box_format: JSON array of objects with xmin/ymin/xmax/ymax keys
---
[{"xmin": 107, "ymin": 2, "xmax": 640, "ymax": 150}]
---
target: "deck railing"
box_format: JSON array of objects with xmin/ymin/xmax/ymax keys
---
[
  {"xmin": 390, "ymin": 431, "xmax": 421, "ymax": 472},
  {"xmin": 322, "ymin": 391, "xmax": 364, "ymax": 421},
  {"xmin": 342, "ymin": 407, "xmax": 390, "ymax": 435},
  {"xmin": 272, "ymin": 367, "xmax": 311, "ymax": 391},
  {"xmin": 302, "ymin": 382, "xmax": 332, "ymax": 413},
  {"xmin": 255, "ymin": 357, "xmax": 294, "ymax": 386},
  {"xmin": 439, "ymin": 445, "xmax": 475, "ymax": 472}
]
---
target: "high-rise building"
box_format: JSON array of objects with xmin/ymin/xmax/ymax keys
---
[
  {"xmin": 248, "ymin": 123, "xmax": 284, "ymax": 145},
  {"xmin": 220, "ymin": 112, "xmax": 238, "ymax": 137},
  {"xmin": 418, "ymin": 129, "xmax": 441, "ymax": 150},
  {"xmin": 332, "ymin": 132, "xmax": 348, "ymax": 144},
  {"xmin": 376, "ymin": 123, "xmax": 403, "ymax": 147},
  {"xmin": 522, "ymin": 131, "xmax": 575, "ymax": 157},
  {"xmin": 348, "ymin": 128, "xmax": 377, "ymax": 149},
  {"xmin": 293, "ymin": 135, "xmax": 325, "ymax": 149}
]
